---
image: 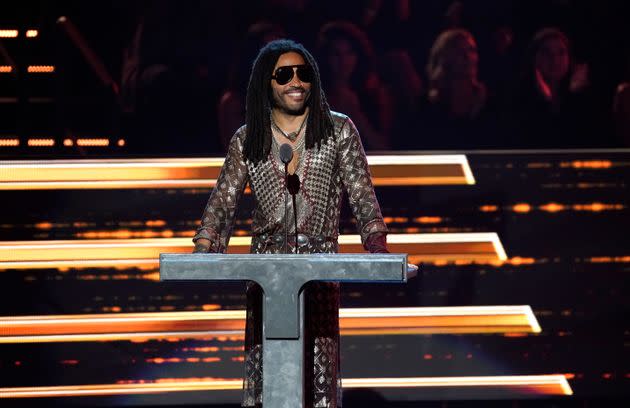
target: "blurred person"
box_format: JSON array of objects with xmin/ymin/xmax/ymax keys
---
[
  {"xmin": 376, "ymin": 49, "xmax": 423, "ymax": 149},
  {"xmin": 218, "ymin": 21, "xmax": 285, "ymax": 151},
  {"xmin": 414, "ymin": 29, "xmax": 494, "ymax": 149},
  {"xmin": 317, "ymin": 21, "xmax": 392, "ymax": 150},
  {"xmin": 510, "ymin": 27, "xmax": 596, "ymax": 148},
  {"xmin": 193, "ymin": 39, "xmax": 390, "ymax": 407},
  {"xmin": 426, "ymin": 29, "xmax": 486, "ymax": 119}
]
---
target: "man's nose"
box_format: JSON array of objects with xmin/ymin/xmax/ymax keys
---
[{"xmin": 288, "ymin": 68, "xmax": 302, "ymax": 86}]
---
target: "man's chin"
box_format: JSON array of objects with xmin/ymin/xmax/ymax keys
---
[{"xmin": 280, "ymin": 104, "xmax": 307, "ymax": 116}]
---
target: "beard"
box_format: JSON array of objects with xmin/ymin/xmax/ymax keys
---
[{"xmin": 271, "ymin": 86, "xmax": 311, "ymax": 116}]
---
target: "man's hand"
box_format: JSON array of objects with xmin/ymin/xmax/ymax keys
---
[{"xmin": 193, "ymin": 238, "xmax": 211, "ymax": 253}]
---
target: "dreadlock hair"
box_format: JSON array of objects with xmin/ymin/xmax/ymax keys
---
[{"xmin": 243, "ymin": 39, "xmax": 335, "ymax": 163}]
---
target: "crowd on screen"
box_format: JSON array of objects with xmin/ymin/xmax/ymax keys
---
[{"xmin": 110, "ymin": 0, "xmax": 630, "ymax": 152}]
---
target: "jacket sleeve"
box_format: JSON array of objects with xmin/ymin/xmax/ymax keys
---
[
  {"xmin": 193, "ymin": 128, "xmax": 248, "ymax": 253},
  {"xmin": 337, "ymin": 117, "xmax": 389, "ymax": 251}
]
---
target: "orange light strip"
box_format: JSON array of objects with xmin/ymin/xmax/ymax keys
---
[
  {"xmin": 0, "ymin": 138, "xmax": 19, "ymax": 146},
  {"xmin": 0, "ymin": 375, "xmax": 572, "ymax": 398},
  {"xmin": 27, "ymin": 139, "xmax": 55, "ymax": 147},
  {"xmin": 27, "ymin": 65, "xmax": 55, "ymax": 73},
  {"xmin": 0, "ymin": 155, "xmax": 473, "ymax": 190},
  {"xmin": 76, "ymin": 138, "xmax": 110, "ymax": 146},
  {"xmin": 0, "ymin": 29, "xmax": 19, "ymax": 38},
  {"xmin": 344, "ymin": 375, "xmax": 572, "ymax": 395},
  {"xmin": 0, "ymin": 233, "xmax": 506, "ymax": 270},
  {"xmin": 367, "ymin": 155, "xmax": 475, "ymax": 185},
  {"xmin": 0, "ymin": 306, "xmax": 539, "ymax": 343},
  {"xmin": 0, "ymin": 65, "xmax": 13, "ymax": 73},
  {"xmin": 340, "ymin": 305, "xmax": 540, "ymax": 335},
  {"xmin": 26, "ymin": 29, "xmax": 38, "ymax": 38}
]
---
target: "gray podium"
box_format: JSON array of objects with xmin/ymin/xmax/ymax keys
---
[{"xmin": 160, "ymin": 253, "xmax": 412, "ymax": 408}]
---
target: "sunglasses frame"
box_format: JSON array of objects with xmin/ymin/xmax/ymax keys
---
[{"xmin": 271, "ymin": 64, "xmax": 313, "ymax": 85}]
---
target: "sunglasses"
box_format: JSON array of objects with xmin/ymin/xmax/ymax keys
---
[{"xmin": 271, "ymin": 64, "xmax": 313, "ymax": 85}]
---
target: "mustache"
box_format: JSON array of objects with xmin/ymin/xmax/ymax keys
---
[{"xmin": 284, "ymin": 86, "xmax": 307, "ymax": 94}]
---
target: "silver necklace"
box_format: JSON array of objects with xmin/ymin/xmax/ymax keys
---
[
  {"xmin": 270, "ymin": 114, "xmax": 307, "ymax": 142},
  {"xmin": 272, "ymin": 130, "xmax": 305, "ymax": 153}
]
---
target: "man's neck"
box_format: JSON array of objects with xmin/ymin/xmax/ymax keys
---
[{"xmin": 272, "ymin": 108, "xmax": 309, "ymax": 132}]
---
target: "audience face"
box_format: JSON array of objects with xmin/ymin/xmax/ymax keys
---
[
  {"xmin": 535, "ymin": 36, "xmax": 570, "ymax": 83},
  {"xmin": 326, "ymin": 37, "xmax": 358, "ymax": 84},
  {"xmin": 271, "ymin": 52, "xmax": 312, "ymax": 115},
  {"xmin": 447, "ymin": 35, "xmax": 479, "ymax": 80}
]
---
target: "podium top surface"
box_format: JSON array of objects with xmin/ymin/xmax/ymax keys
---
[{"xmin": 159, "ymin": 253, "xmax": 408, "ymax": 283}]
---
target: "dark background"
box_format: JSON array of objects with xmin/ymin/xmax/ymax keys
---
[
  {"xmin": 0, "ymin": 1, "xmax": 629, "ymax": 407},
  {"xmin": 0, "ymin": 0, "xmax": 629, "ymax": 158}
]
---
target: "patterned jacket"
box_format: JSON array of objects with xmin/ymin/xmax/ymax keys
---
[{"xmin": 193, "ymin": 111, "xmax": 388, "ymax": 254}]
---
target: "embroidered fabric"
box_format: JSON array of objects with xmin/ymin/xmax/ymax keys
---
[{"xmin": 194, "ymin": 112, "xmax": 388, "ymax": 408}]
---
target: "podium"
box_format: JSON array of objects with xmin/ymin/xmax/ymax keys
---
[{"xmin": 160, "ymin": 253, "xmax": 413, "ymax": 408}]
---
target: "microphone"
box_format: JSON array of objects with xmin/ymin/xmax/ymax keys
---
[
  {"xmin": 279, "ymin": 143, "xmax": 293, "ymax": 164},
  {"xmin": 279, "ymin": 143, "xmax": 293, "ymax": 254}
]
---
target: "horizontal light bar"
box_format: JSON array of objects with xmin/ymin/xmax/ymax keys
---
[
  {"xmin": 340, "ymin": 305, "xmax": 540, "ymax": 335},
  {"xmin": 0, "ymin": 306, "xmax": 539, "ymax": 343},
  {"xmin": 76, "ymin": 138, "xmax": 110, "ymax": 146},
  {"xmin": 345, "ymin": 375, "xmax": 572, "ymax": 395},
  {"xmin": 0, "ymin": 233, "xmax": 506, "ymax": 270},
  {"xmin": 27, "ymin": 65, "xmax": 55, "ymax": 73},
  {"xmin": 0, "ymin": 155, "xmax": 474, "ymax": 190},
  {"xmin": 27, "ymin": 138, "xmax": 55, "ymax": 147},
  {"xmin": 0, "ymin": 138, "xmax": 19, "ymax": 146},
  {"xmin": 26, "ymin": 29, "xmax": 38, "ymax": 38},
  {"xmin": 0, "ymin": 375, "xmax": 572, "ymax": 398},
  {"xmin": 0, "ymin": 65, "xmax": 14, "ymax": 73},
  {"xmin": 0, "ymin": 29, "xmax": 18, "ymax": 38}
]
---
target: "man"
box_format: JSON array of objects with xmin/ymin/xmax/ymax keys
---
[{"xmin": 193, "ymin": 39, "xmax": 388, "ymax": 408}]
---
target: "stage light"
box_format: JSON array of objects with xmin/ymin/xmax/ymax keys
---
[
  {"xmin": 27, "ymin": 139, "xmax": 55, "ymax": 147},
  {"xmin": 26, "ymin": 29, "xmax": 38, "ymax": 38},
  {"xmin": 0, "ymin": 305, "xmax": 539, "ymax": 343},
  {"xmin": 0, "ymin": 155, "xmax": 473, "ymax": 190},
  {"xmin": 76, "ymin": 138, "xmax": 110, "ymax": 146},
  {"xmin": 27, "ymin": 65, "xmax": 55, "ymax": 73},
  {"xmin": 0, "ymin": 138, "xmax": 19, "ymax": 147},
  {"xmin": 0, "ymin": 233, "xmax": 507, "ymax": 270},
  {"xmin": 0, "ymin": 375, "xmax": 572, "ymax": 398},
  {"xmin": 0, "ymin": 65, "xmax": 13, "ymax": 73},
  {"xmin": 0, "ymin": 29, "xmax": 18, "ymax": 38}
]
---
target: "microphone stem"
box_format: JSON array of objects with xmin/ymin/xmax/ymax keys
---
[
  {"xmin": 284, "ymin": 163, "xmax": 289, "ymax": 254},
  {"xmin": 291, "ymin": 192, "xmax": 299, "ymax": 254}
]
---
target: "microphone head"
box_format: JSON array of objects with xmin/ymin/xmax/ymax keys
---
[{"xmin": 279, "ymin": 143, "xmax": 293, "ymax": 164}]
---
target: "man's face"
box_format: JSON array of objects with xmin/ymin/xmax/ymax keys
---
[{"xmin": 271, "ymin": 51, "xmax": 312, "ymax": 115}]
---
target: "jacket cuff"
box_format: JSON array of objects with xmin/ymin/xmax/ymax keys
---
[{"xmin": 364, "ymin": 231, "xmax": 389, "ymax": 253}]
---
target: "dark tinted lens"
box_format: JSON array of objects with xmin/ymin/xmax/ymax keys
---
[
  {"xmin": 296, "ymin": 66, "xmax": 313, "ymax": 83},
  {"xmin": 273, "ymin": 67, "xmax": 294, "ymax": 85}
]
